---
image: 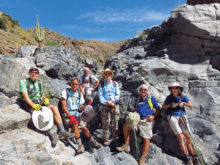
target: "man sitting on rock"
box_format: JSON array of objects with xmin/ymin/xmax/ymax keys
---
[
  {"xmin": 79, "ymin": 67, "xmax": 100, "ymax": 105},
  {"xmin": 60, "ymin": 77, "xmax": 102, "ymax": 154},
  {"xmin": 98, "ymin": 68, "xmax": 120, "ymax": 146},
  {"xmin": 19, "ymin": 67, "xmax": 74, "ymax": 147},
  {"xmin": 117, "ymin": 84, "xmax": 160, "ymax": 165}
]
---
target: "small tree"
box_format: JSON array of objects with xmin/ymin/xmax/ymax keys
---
[{"xmin": 35, "ymin": 15, "xmax": 44, "ymax": 48}]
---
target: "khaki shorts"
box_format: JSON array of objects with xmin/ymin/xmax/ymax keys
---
[
  {"xmin": 138, "ymin": 119, "xmax": 154, "ymax": 139},
  {"xmin": 167, "ymin": 115, "xmax": 190, "ymax": 135}
]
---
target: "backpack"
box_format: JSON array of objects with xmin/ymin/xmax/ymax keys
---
[
  {"xmin": 58, "ymin": 88, "xmax": 81, "ymax": 115},
  {"xmin": 80, "ymin": 105, "xmax": 96, "ymax": 123},
  {"xmin": 135, "ymin": 94, "xmax": 156, "ymax": 113},
  {"xmin": 20, "ymin": 78, "xmax": 43, "ymax": 99}
]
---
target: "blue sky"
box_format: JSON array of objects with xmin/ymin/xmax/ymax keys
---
[{"xmin": 0, "ymin": 0, "xmax": 186, "ymax": 42}]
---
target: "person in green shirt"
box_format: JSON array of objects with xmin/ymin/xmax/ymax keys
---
[{"xmin": 19, "ymin": 67, "xmax": 74, "ymax": 148}]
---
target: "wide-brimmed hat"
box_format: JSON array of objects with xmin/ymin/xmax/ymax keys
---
[
  {"xmin": 102, "ymin": 68, "xmax": 114, "ymax": 77},
  {"xmin": 32, "ymin": 106, "xmax": 54, "ymax": 131},
  {"xmin": 168, "ymin": 82, "xmax": 183, "ymax": 92}
]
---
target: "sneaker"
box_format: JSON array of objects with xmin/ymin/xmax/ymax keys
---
[
  {"xmin": 58, "ymin": 131, "xmax": 75, "ymax": 139},
  {"xmin": 186, "ymin": 156, "xmax": 193, "ymax": 165},
  {"xmin": 76, "ymin": 144, "xmax": 85, "ymax": 154},
  {"xmin": 103, "ymin": 139, "xmax": 109, "ymax": 146},
  {"xmin": 116, "ymin": 144, "xmax": 130, "ymax": 152},
  {"xmin": 49, "ymin": 132, "xmax": 58, "ymax": 148},
  {"xmin": 192, "ymin": 156, "xmax": 201, "ymax": 165},
  {"xmin": 138, "ymin": 157, "xmax": 146, "ymax": 165},
  {"xmin": 90, "ymin": 140, "xmax": 102, "ymax": 149}
]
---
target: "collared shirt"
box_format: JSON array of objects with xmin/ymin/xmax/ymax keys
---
[
  {"xmin": 134, "ymin": 94, "xmax": 159, "ymax": 117},
  {"xmin": 62, "ymin": 89, "xmax": 85, "ymax": 117},
  {"xmin": 164, "ymin": 94, "xmax": 189, "ymax": 116},
  {"xmin": 98, "ymin": 79, "xmax": 120, "ymax": 105},
  {"xmin": 19, "ymin": 78, "xmax": 44, "ymax": 100}
]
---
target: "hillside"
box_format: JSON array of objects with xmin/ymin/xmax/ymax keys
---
[{"xmin": 0, "ymin": 11, "xmax": 126, "ymax": 64}]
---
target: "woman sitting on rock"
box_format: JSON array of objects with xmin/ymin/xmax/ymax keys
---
[{"xmin": 162, "ymin": 82, "xmax": 200, "ymax": 165}]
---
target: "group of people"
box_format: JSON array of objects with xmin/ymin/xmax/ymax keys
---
[{"xmin": 19, "ymin": 66, "xmax": 200, "ymax": 165}]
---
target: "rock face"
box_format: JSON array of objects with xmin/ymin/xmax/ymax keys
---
[
  {"xmin": 106, "ymin": 3, "xmax": 220, "ymax": 165},
  {"xmin": 1, "ymin": 3, "xmax": 220, "ymax": 165},
  {"xmin": 187, "ymin": 0, "xmax": 220, "ymax": 5}
]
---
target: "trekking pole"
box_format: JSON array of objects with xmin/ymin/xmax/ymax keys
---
[
  {"xmin": 179, "ymin": 116, "xmax": 206, "ymax": 165},
  {"xmin": 134, "ymin": 128, "xmax": 140, "ymax": 160}
]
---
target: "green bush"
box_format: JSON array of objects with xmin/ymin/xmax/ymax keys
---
[
  {"xmin": 10, "ymin": 29, "xmax": 14, "ymax": 33},
  {"xmin": 0, "ymin": 18, "xmax": 7, "ymax": 30},
  {"xmin": 47, "ymin": 41, "xmax": 58, "ymax": 46}
]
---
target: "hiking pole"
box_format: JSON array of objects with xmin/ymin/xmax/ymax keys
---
[
  {"xmin": 179, "ymin": 116, "xmax": 206, "ymax": 165},
  {"xmin": 134, "ymin": 128, "xmax": 140, "ymax": 160}
]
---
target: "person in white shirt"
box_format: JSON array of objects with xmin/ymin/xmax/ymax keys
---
[{"xmin": 79, "ymin": 67, "xmax": 99, "ymax": 105}]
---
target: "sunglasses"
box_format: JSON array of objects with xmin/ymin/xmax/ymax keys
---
[
  {"xmin": 140, "ymin": 88, "xmax": 147, "ymax": 91},
  {"xmin": 171, "ymin": 87, "xmax": 179, "ymax": 90},
  {"xmin": 104, "ymin": 72, "xmax": 112, "ymax": 76},
  {"xmin": 71, "ymin": 83, "xmax": 79, "ymax": 86}
]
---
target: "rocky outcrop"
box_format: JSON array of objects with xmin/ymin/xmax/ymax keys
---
[
  {"xmin": 107, "ymin": 3, "xmax": 220, "ymax": 165},
  {"xmin": 187, "ymin": 0, "xmax": 220, "ymax": 5},
  {"xmin": 1, "ymin": 3, "xmax": 220, "ymax": 165}
]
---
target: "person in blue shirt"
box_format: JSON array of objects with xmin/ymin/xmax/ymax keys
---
[
  {"xmin": 117, "ymin": 84, "xmax": 160, "ymax": 165},
  {"xmin": 98, "ymin": 68, "xmax": 120, "ymax": 146},
  {"xmin": 162, "ymin": 82, "xmax": 200, "ymax": 165}
]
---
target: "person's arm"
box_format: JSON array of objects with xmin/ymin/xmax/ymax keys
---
[
  {"xmin": 184, "ymin": 101, "xmax": 193, "ymax": 108},
  {"xmin": 79, "ymin": 85, "xmax": 85, "ymax": 96},
  {"xmin": 22, "ymin": 91, "xmax": 35, "ymax": 107},
  {"xmin": 113, "ymin": 82, "xmax": 120, "ymax": 103},
  {"xmin": 147, "ymin": 96, "xmax": 160, "ymax": 122},
  {"xmin": 78, "ymin": 92, "xmax": 85, "ymax": 111},
  {"xmin": 183, "ymin": 95, "xmax": 193, "ymax": 108},
  {"xmin": 92, "ymin": 79, "xmax": 100, "ymax": 91},
  {"xmin": 162, "ymin": 103, "xmax": 170, "ymax": 110},
  {"xmin": 98, "ymin": 84, "xmax": 107, "ymax": 105},
  {"xmin": 60, "ymin": 98, "xmax": 72, "ymax": 118}
]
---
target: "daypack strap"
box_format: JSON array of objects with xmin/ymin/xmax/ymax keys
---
[
  {"xmin": 21, "ymin": 78, "xmax": 43, "ymax": 99},
  {"xmin": 100, "ymin": 79, "xmax": 116, "ymax": 89},
  {"xmin": 66, "ymin": 88, "xmax": 81, "ymax": 103},
  {"xmin": 135, "ymin": 94, "xmax": 155, "ymax": 112}
]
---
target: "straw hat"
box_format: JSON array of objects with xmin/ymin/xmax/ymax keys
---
[
  {"xmin": 102, "ymin": 68, "xmax": 114, "ymax": 77},
  {"xmin": 168, "ymin": 82, "xmax": 183, "ymax": 92}
]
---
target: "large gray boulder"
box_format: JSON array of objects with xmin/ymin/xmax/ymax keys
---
[{"xmin": 105, "ymin": 3, "xmax": 220, "ymax": 165}]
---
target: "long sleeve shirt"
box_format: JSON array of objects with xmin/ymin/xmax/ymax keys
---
[{"xmin": 98, "ymin": 79, "xmax": 120, "ymax": 105}]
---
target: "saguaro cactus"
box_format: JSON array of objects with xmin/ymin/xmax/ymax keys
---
[{"xmin": 35, "ymin": 15, "xmax": 44, "ymax": 48}]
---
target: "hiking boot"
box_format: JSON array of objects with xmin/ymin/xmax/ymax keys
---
[
  {"xmin": 138, "ymin": 157, "xmax": 146, "ymax": 165},
  {"xmin": 49, "ymin": 132, "xmax": 58, "ymax": 148},
  {"xmin": 192, "ymin": 156, "xmax": 201, "ymax": 165},
  {"xmin": 76, "ymin": 144, "xmax": 85, "ymax": 154},
  {"xmin": 58, "ymin": 131, "xmax": 74, "ymax": 139},
  {"xmin": 116, "ymin": 144, "xmax": 130, "ymax": 152},
  {"xmin": 90, "ymin": 140, "xmax": 102, "ymax": 149},
  {"xmin": 103, "ymin": 139, "xmax": 109, "ymax": 146},
  {"xmin": 186, "ymin": 156, "xmax": 193, "ymax": 165}
]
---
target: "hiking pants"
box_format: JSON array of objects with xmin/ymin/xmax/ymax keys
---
[{"xmin": 101, "ymin": 104, "xmax": 120, "ymax": 139}]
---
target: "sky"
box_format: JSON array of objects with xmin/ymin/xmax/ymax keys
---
[{"xmin": 0, "ymin": 0, "xmax": 186, "ymax": 42}]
